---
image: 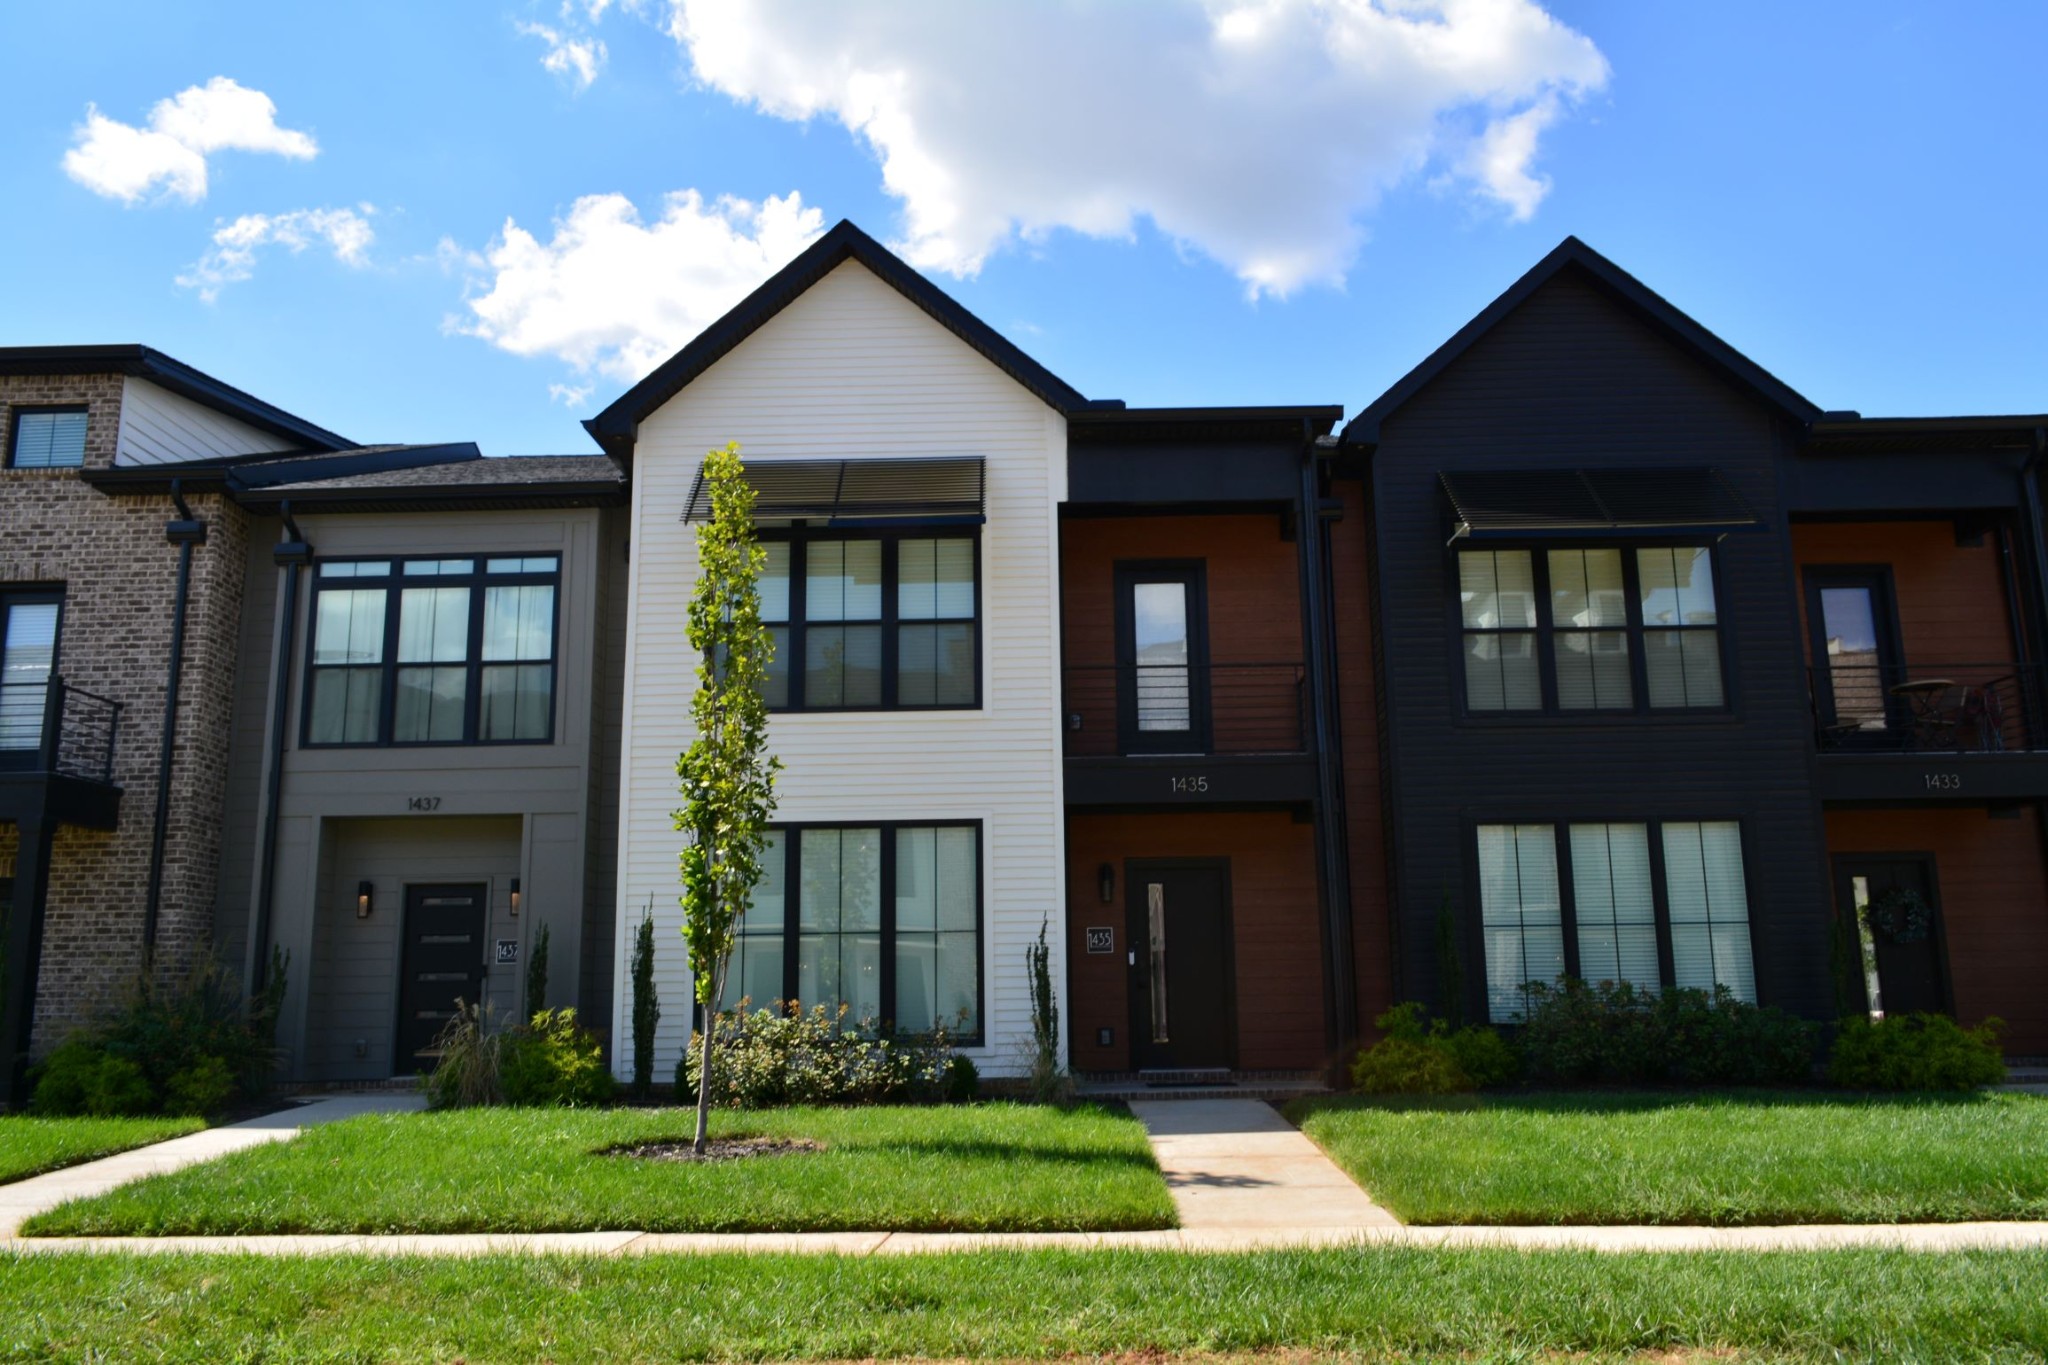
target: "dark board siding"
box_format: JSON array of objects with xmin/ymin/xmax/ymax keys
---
[{"xmin": 1367, "ymin": 268, "xmax": 1834, "ymax": 1023}]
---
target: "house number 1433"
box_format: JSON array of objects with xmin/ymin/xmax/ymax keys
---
[{"xmin": 1169, "ymin": 776, "xmax": 1210, "ymax": 794}]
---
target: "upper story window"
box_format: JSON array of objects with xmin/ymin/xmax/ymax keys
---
[
  {"xmin": 8, "ymin": 408, "xmax": 87, "ymax": 469},
  {"xmin": 1476, "ymin": 817, "xmax": 1756, "ymax": 1022},
  {"xmin": 1458, "ymin": 545, "xmax": 1724, "ymax": 715},
  {"xmin": 304, "ymin": 555, "xmax": 560, "ymax": 747},
  {"xmin": 761, "ymin": 531, "xmax": 979, "ymax": 711}
]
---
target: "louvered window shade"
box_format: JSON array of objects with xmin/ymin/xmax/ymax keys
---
[
  {"xmin": 10, "ymin": 409, "xmax": 87, "ymax": 469},
  {"xmin": 1568, "ymin": 824, "xmax": 1661, "ymax": 991},
  {"xmin": 682, "ymin": 456, "xmax": 986, "ymax": 524},
  {"xmin": 1662, "ymin": 821, "xmax": 1756, "ymax": 1002}
]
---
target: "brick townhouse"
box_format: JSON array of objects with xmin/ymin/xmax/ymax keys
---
[{"xmin": 4, "ymin": 230, "xmax": 2043, "ymax": 1103}]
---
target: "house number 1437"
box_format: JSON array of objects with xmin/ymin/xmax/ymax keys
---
[{"xmin": 1169, "ymin": 776, "xmax": 1210, "ymax": 794}]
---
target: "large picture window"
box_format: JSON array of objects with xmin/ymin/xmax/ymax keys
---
[
  {"xmin": 761, "ymin": 532, "xmax": 979, "ymax": 711},
  {"xmin": 304, "ymin": 555, "xmax": 559, "ymax": 746},
  {"xmin": 1458, "ymin": 546, "xmax": 1723, "ymax": 715},
  {"xmin": 1476, "ymin": 818, "xmax": 1755, "ymax": 1021},
  {"xmin": 722, "ymin": 822, "xmax": 981, "ymax": 1040}
]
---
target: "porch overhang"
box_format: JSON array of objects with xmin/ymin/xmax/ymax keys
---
[
  {"xmin": 1439, "ymin": 467, "xmax": 1760, "ymax": 543},
  {"xmin": 682, "ymin": 455, "xmax": 986, "ymax": 526}
]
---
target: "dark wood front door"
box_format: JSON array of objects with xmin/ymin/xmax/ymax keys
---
[
  {"xmin": 1126, "ymin": 861, "xmax": 1234, "ymax": 1070},
  {"xmin": 1834, "ymin": 856, "xmax": 1949, "ymax": 1019},
  {"xmin": 395, "ymin": 883, "xmax": 488, "ymax": 1074}
]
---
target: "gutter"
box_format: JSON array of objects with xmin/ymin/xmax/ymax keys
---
[
  {"xmin": 142, "ymin": 481, "xmax": 206, "ymax": 953},
  {"xmin": 250, "ymin": 504, "xmax": 311, "ymax": 990}
]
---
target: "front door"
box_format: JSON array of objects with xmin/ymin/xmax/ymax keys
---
[
  {"xmin": 1126, "ymin": 862, "xmax": 1233, "ymax": 1070},
  {"xmin": 1834, "ymin": 856, "xmax": 1949, "ymax": 1018},
  {"xmin": 1805, "ymin": 568, "xmax": 1904, "ymax": 742},
  {"xmin": 395, "ymin": 882, "xmax": 488, "ymax": 1074}
]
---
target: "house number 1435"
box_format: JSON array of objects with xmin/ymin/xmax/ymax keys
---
[{"xmin": 1169, "ymin": 776, "xmax": 1210, "ymax": 794}]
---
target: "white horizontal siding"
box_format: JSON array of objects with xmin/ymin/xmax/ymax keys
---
[
  {"xmin": 115, "ymin": 377, "xmax": 296, "ymax": 465},
  {"xmin": 613, "ymin": 260, "xmax": 1067, "ymax": 1077}
]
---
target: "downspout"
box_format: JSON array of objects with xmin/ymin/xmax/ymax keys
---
[
  {"xmin": 250, "ymin": 504, "xmax": 312, "ymax": 989},
  {"xmin": 2021, "ymin": 431, "xmax": 2048, "ymax": 741},
  {"xmin": 142, "ymin": 480, "xmax": 208, "ymax": 955},
  {"xmin": 1297, "ymin": 423, "xmax": 1357, "ymax": 1066}
]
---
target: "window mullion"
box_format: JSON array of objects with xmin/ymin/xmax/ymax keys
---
[
  {"xmin": 881, "ymin": 536, "xmax": 899, "ymax": 708},
  {"xmin": 879, "ymin": 822, "xmax": 897, "ymax": 1032},
  {"xmin": 1532, "ymin": 550, "xmax": 1558, "ymax": 713},
  {"xmin": 379, "ymin": 581, "xmax": 400, "ymax": 747},
  {"xmin": 780, "ymin": 829, "xmax": 801, "ymax": 1016},
  {"xmin": 465, "ymin": 570, "xmax": 485, "ymax": 744},
  {"xmin": 1621, "ymin": 548, "xmax": 1651, "ymax": 713},
  {"xmin": 787, "ymin": 536, "xmax": 807, "ymax": 711},
  {"xmin": 1555, "ymin": 824, "xmax": 1582, "ymax": 982},
  {"xmin": 1647, "ymin": 820, "xmax": 1678, "ymax": 990}
]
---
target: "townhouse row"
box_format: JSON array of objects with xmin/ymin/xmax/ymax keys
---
[{"xmin": 3, "ymin": 225, "xmax": 2044, "ymax": 1100}]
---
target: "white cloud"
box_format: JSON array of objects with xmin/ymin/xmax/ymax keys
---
[
  {"xmin": 669, "ymin": 0, "xmax": 1608, "ymax": 295},
  {"xmin": 448, "ymin": 189, "xmax": 824, "ymax": 380},
  {"xmin": 177, "ymin": 206, "xmax": 374, "ymax": 302},
  {"xmin": 519, "ymin": 21, "xmax": 608, "ymax": 90},
  {"xmin": 549, "ymin": 382, "xmax": 596, "ymax": 408},
  {"xmin": 63, "ymin": 77, "xmax": 318, "ymax": 204}
]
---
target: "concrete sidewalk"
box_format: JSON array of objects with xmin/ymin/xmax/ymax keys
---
[{"xmin": 1130, "ymin": 1097, "xmax": 1400, "ymax": 1230}]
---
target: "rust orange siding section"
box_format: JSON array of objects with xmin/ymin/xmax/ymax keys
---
[{"xmin": 1792, "ymin": 521, "xmax": 2019, "ymax": 666}]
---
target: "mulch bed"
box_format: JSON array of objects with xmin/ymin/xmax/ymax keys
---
[{"xmin": 597, "ymin": 1136, "xmax": 823, "ymax": 1163}]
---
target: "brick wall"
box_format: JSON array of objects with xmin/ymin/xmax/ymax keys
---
[{"xmin": 1, "ymin": 374, "xmax": 248, "ymax": 1049}]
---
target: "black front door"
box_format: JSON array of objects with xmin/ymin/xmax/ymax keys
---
[
  {"xmin": 1805, "ymin": 568, "xmax": 1905, "ymax": 743},
  {"xmin": 395, "ymin": 882, "xmax": 488, "ymax": 1074},
  {"xmin": 1835, "ymin": 856, "xmax": 1949, "ymax": 1018},
  {"xmin": 1126, "ymin": 861, "xmax": 1233, "ymax": 1070}
]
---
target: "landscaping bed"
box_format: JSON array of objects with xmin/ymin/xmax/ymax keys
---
[
  {"xmin": 3, "ymin": 1247, "xmax": 2047, "ymax": 1361},
  {"xmin": 1289, "ymin": 1090, "xmax": 2048, "ymax": 1226},
  {"xmin": 21, "ymin": 1103, "xmax": 1174, "ymax": 1235},
  {"xmin": 0, "ymin": 1116, "xmax": 206, "ymax": 1185}
]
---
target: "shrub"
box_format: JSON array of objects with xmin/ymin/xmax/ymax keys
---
[
  {"xmin": 424, "ymin": 1000, "xmax": 503, "ymax": 1109},
  {"xmin": 1517, "ymin": 978, "xmax": 1815, "ymax": 1087},
  {"xmin": 945, "ymin": 1054, "xmax": 981, "ymax": 1103},
  {"xmin": 1024, "ymin": 918, "xmax": 1072, "ymax": 1104},
  {"xmin": 500, "ymin": 1007, "xmax": 616, "ymax": 1107},
  {"xmin": 30, "ymin": 1039, "xmax": 154, "ymax": 1116},
  {"xmin": 526, "ymin": 921, "xmax": 550, "ymax": 1012},
  {"xmin": 680, "ymin": 1001, "xmax": 966, "ymax": 1108},
  {"xmin": 1829, "ymin": 1013, "xmax": 2007, "ymax": 1091},
  {"xmin": 629, "ymin": 907, "xmax": 660, "ymax": 1101},
  {"xmin": 1350, "ymin": 1002, "xmax": 1518, "ymax": 1094},
  {"xmin": 164, "ymin": 1056, "xmax": 236, "ymax": 1117}
]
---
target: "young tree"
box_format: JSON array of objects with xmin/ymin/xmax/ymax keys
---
[{"xmin": 675, "ymin": 441, "xmax": 782, "ymax": 1154}]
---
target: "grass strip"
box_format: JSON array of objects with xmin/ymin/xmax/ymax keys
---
[
  {"xmin": 1290, "ymin": 1089, "xmax": 2048, "ymax": 1226},
  {"xmin": 0, "ymin": 1116, "xmax": 206, "ymax": 1185},
  {"xmin": 22, "ymin": 1102, "xmax": 1174, "ymax": 1235},
  {"xmin": 3, "ymin": 1246, "xmax": 2047, "ymax": 1361}
]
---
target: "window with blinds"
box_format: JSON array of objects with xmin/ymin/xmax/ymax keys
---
[
  {"xmin": 1474, "ymin": 817, "xmax": 1756, "ymax": 1023},
  {"xmin": 8, "ymin": 408, "xmax": 87, "ymax": 469},
  {"xmin": 1456, "ymin": 544, "xmax": 1724, "ymax": 715}
]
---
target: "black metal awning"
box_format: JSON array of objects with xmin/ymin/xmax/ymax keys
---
[
  {"xmin": 1438, "ymin": 467, "xmax": 1760, "ymax": 543},
  {"xmin": 682, "ymin": 455, "xmax": 986, "ymax": 525}
]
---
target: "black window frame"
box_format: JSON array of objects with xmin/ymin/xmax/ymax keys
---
[
  {"xmin": 0, "ymin": 588, "xmax": 65, "ymax": 770},
  {"xmin": 6, "ymin": 405, "xmax": 89, "ymax": 471},
  {"xmin": 1451, "ymin": 539, "xmax": 1730, "ymax": 719},
  {"xmin": 761, "ymin": 527, "xmax": 983, "ymax": 713},
  {"xmin": 727, "ymin": 819, "xmax": 985, "ymax": 1045},
  {"xmin": 300, "ymin": 553, "xmax": 563, "ymax": 750},
  {"xmin": 1463, "ymin": 814, "xmax": 1761, "ymax": 1023}
]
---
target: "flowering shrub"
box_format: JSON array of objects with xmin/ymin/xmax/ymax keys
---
[{"xmin": 680, "ymin": 1001, "xmax": 965, "ymax": 1107}]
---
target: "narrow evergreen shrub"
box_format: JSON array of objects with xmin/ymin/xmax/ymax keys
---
[
  {"xmin": 1829, "ymin": 1013, "xmax": 2006, "ymax": 1091},
  {"xmin": 629, "ymin": 908, "xmax": 660, "ymax": 1101}
]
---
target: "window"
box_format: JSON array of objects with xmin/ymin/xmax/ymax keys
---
[
  {"xmin": 722, "ymin": 822, "xmax": 981, "ymax": 1040},
  {"xmin": 762, "ymin": 532, "xmax": 979, "ymax": 711},
  {"xmin": 1475, "ymin": 818, "xmax": 1755, "ymax": 1021},
  {"xmin": 1457, "ymin": 546, "xmax": 1723, "ymax": 714},
  {"xmin": 0, "ymin": 594, "xmax": 61, "ymax": 756},
  {"xmin": 8, "ymin": 408, "xmax": 87, "ymax": 469},
  {"xmin": 305, "ymin": 555, "xmax": 559, "ymax": 746}
]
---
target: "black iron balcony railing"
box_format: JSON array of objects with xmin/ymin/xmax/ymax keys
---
[
  {"xmin": 1062, "ymin": 662, "xmax": 1307, "ymax": 757},
  {"xmin": 0, "ymin": 679, "xmax": 123, "ymax": 783},
  {"xmin": 1808, "ymin": 661, "xmax": 2046, "ymax": 753}
]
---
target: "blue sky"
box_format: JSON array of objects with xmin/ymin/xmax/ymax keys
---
[{"xmin": 3, "ymin": 1, "xmax": 2044, "ymax": 455}]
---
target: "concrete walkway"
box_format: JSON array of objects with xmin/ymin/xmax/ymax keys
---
[
  {"xmin": 6, "ymin": 1092, "xmax": 2048, "ymax": 1255},
  {"xmin": 1129, "ymin": 1098, "xmax": 1400, "ymax": 1230},
  {"xmin": 0, "ymin": 1093, "xmax": 422, "ymax": 1238}
]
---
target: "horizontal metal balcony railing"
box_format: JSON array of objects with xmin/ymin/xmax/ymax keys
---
[
  {"xmin": 1808, "ymin": 661, "xmax": 2046, "ymax": 753},
  {"xmin": 1062, "ymin": 662, "xmax": 1307, "ymax": 757},
  {"xmin": 0, "ymin": 678, "xmax": 123, "ymax": 783}
]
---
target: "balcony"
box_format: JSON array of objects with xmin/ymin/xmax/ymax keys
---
[
  {"xmin": 1061, "ymin": 663, "xmax": 1316, "ymax": 806},
  {"xmin": 1808, "ymin": 661, "xmax": 2048, "ymax": 802},
  {"xmin": 0, "ymin": 678, "xmax": 124, "ymax": 829}
]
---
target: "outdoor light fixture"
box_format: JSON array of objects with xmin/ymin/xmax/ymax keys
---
[
  {"xmin": 509, "ymin": 878, "xmax": 521, "ymax": 917},
  {"xmin": 355, "ymin": 881, "xmax": 374, "ymax": 919},
  {"xmin": 1098, "ymin": 862, "xmax": 1116, "ymax": 903}
]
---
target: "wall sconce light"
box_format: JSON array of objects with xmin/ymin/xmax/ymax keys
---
[
  {"xmin": 509, "ymin": 878, "xmax": 522, "ymax": 917},
  {"xmin": 1098, "ymin": 862, "xmax": 1116, "ymax": 904},
  {"xmin": 355, "ymin": 881, "xmax": 374, "ymax": 919}
]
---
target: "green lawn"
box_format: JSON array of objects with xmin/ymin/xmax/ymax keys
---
[
  {"xmin": 0, "ymin": 1115, "xmax": 205, "ymax": 1185},
  {"xmin": 1289, "ymin": 1090, "xmax": 2048, "ymax": 1226},
  {"xmin": 22, "ymin": 1103, "xmax": 1175, "ymax": 1236},
  {"xmin": 3, "ymin": 1247, "xmax": 2047, "ymax": 1361}
]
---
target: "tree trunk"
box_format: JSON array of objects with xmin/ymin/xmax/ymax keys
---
[{"xmin": 693, "ymin": 1007, "xmax": 714, "ymax": 1156}]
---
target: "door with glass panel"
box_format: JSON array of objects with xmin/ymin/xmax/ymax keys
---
[
  {"xmin": 1804, "ymin": 568, "xmax": 1903, "ymax": 741},
  {"xmin": 0, "ymin": 594, "xmax": 61, "ymax": 767},
  {"xmin": 1114, "ymin": 563, "xmax": 1210, "ymax": 754},
  {"xmin": 1125, "ymin": 861, "xmax": 1233, "ymax": 1070},
  {"xmin": 1834, "ymin": 855, "xmax": 1947, "ymax": 1019}
]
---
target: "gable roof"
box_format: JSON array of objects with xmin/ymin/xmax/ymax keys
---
[
  {"xmin": 584, "ymin": 220, "xmax": 1100, "ymax": 461},
  {"xmin": 1338, "ymin": 237, "xmax": 1822, "ymax": 447},
  {"xmin": 0, "ymin": 344, "xmax": 353, "ymax": 451}
]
